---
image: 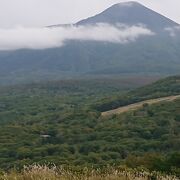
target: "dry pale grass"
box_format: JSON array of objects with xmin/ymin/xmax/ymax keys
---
[
  {"xmin": 0, "ymin": 165, "xmax": 179, "ymax": 180},
  {"xmin": 101, "ymin": 95, "xmax": 180, "ymax": 116}
]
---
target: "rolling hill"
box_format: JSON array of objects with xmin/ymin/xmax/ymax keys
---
[
  {"xmin": 95, "ymin": 75, "xmax": 180, "ymax": 111},
  {"xmin": 0, "ymin": 75, "xmax": 179, "ymax": 175}
]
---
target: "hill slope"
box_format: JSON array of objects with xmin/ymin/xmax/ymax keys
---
[
  {"xmin": 102, "ymin": 95, "xmax": 180, "ymax": 116},
  {"xmin": 95, "ymin": 76, "xmax": 180, "ymax": 111},
  {"xmin": 0, "ymin": 76, "xmax": 179, "ymax": 174}
]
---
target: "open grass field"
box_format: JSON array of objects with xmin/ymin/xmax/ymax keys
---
[{"xmin": 101, "ymin": 95, "xmax": 180, "ymax": 116}]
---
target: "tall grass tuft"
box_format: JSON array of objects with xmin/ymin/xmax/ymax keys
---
[{"xmin": 0, "ymin": 164, "xmax": 179, "ymax": 180}]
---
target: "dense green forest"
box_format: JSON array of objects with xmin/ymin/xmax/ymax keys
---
[
  {"xmin": 0, "ymin": 76, "xmax": 179, "ymax": 176},
  {"xmin": 95, "ymin": 76, "xmax": 180, "ymax": 111}
]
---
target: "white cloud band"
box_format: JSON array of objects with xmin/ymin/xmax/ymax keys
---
[{"xmin": 0, "ymin": 23, "xmax": 154, "ymax": 50}]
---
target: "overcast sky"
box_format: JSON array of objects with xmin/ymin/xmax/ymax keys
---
[{"xmin": 0, "ymin": 0, "xmax": 180, "ymax": 28}]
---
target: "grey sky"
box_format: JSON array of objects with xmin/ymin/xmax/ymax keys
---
[{"xmin": 0, "ymin": 0, "xmax": 179, "ymax": 28}]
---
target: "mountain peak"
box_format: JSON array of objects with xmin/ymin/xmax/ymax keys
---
[
  {"xmin": 115, "ymin": 1, "xmax": 141, "ymax": 7},
  {"xmin": 77, "ymin": 1, "xmax": 178, "ymax": 31},
  {"xmin": 103, "ymin": 1, "xmax": 146, "ymax": 14}
]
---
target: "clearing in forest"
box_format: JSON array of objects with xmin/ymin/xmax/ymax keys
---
[{"xmin": 101, "ymin": 95, "xmax": 180, "ymax": 116}]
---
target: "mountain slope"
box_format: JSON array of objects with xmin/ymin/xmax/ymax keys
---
[
  {"xmin": 77, "ymin": 1, "xmax": 178, "ymax": 32},
  {"xmin": 0, "ymin": 1, "xmax": 180, "ymax": 84}
]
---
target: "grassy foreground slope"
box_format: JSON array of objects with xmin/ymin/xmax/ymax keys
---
[
  {"xmin": 1, "ymin": 165, "xmax": 179, "ymax": 180},
  {"xmin": 0, "ymin": 76, "xmax": 179, "ymax": 176}
]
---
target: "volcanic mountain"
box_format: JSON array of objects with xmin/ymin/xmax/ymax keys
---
[
  {"xmin": 77, "ymin": 1, "xmax": 178, "ymax": 31},
  {"xmin": 0, "ymin": 1, "xmax": 179, "ymax": 85}
]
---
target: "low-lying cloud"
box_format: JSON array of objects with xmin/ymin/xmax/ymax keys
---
[
  {"xmin": 0, "ymin": 23, "xmax": 154, "ymax": 50},
  {"xmin": 165, "ymin": 26, "xmax": 180, "ymax": 37}
]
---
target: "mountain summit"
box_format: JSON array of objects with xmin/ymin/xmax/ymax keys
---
[{"xmin": 77, "ymin": 1, "xmax": 178, "ymax": 31}]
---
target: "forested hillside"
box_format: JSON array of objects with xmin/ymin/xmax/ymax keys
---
[
  {"xmin": 0, "ymin": 76, "xmax": 179, "ymax": 176},
  {"xmin": 95, "ymin": 76, "xmax": 180, "ymax": 111}
]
